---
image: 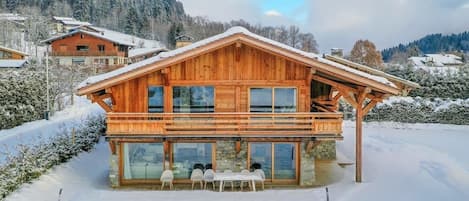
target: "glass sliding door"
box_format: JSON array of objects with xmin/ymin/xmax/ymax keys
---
[
  {"xmin": 249, "ymin": 143, "xmax": 272, "ymax": 179},
  {"xmin": 123, "ymin": 143, "xmax": 164, "ymax": 180},
  {"xmin": 173, "ymin": 86, "xmax": 214, "ymax": 113},
  {"xmin": 172, "ymin": 143, "xmax": 213, "ymax": 179},
  {"xmin": 249, "ymin": 142, "xmax": 297, "ymax": 182},
  {"xmin": 274, "ymin": 143, "xmax": 296, "ymax": 179}
]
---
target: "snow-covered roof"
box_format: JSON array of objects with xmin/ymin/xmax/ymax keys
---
[
  {"xmin": 52, "ymin": 16, "xmax": 91, "ymax": 26},
  {"xmin": 52, "ymin": 16, "xmax": 75, "ymax": 21},
  {"xmin": 129, "ymin": 47, "xmax": 167, "ymax": 58},
  {"xmin": 43, "ymin": 26, "xmax": 163, "ymax": 49},
  {"xmin": 0, "ymin": 59, "xmax": 27, "ymax": 68},
  {"xmin": 409, "ymin": 54, "xmax": 463, "ymax": 67},
  {"xmin": 0, "ymin": 45, "xmax": 28, "ymax": 56},
  {"xmin": 78, "ymin": 26, "xmax": 399, "ymax": 92}
]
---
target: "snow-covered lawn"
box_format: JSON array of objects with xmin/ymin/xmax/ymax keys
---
[
  {"xmin": 0, "ymin": 96, "xmax": 103, "ymax": 164},
  {"xmin": 4, "ymin": 121, "xmax": 469, "ymax": 201}
]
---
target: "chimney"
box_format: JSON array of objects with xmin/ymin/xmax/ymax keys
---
[
  {"xmin": 331, "ymin": 48, "xmax": 344, "ymax": 58},
  {"xmin": 175, "ymin": 34, "xmax": 194, "ymax": 48}
]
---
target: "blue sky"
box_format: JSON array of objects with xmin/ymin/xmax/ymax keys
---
[{"xmin": 179, "ymin": 0, "xmax": 469, "ymax": 53}]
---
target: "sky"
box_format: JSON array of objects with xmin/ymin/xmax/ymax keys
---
[{"xmin": 178, "ymin": 0, "xmax": 469, "ymax": 53}]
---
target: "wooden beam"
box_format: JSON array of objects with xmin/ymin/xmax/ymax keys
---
[
  {"xmin": 332, "ymin": 91, "xmax": 342, "ymax": 103},
  {"xmin": 312, "ymin": 75, "xmax": 358, "ymax": 94},
  {"xmin": 363, "ymin": 99, "xmax": 379, "ymax": 115},
  {"xmin": 92, "ymin": 93, "xmax": 113, "ymax": 112},
  {"xmin": 357, "ymin": 87, "xmax": 371, "ymax": 104},
  {"xmin": 160, "ymin": 68, "xmax": 170, "ymax": 86},
  {"xmin": 311, "ymin": 100, "xmax": 335, "ymax": 112},
  {"xmin": 109, "ymin": 141, "xmax": 116, "ymax": 154},
  {"xmin": 235, "ymin": 141, "xmax": 241, "ymax": 153}
]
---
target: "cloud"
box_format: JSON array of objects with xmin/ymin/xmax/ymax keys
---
[
  {"xmin": 265, "ymin": 10, "xmax": 282, "ymax": 17},
  {"xmin": 179, "ymin": 0, "xmax": 469, "ymax": 53}
]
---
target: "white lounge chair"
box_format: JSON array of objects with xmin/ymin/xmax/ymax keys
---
[
  {"xmin": 254, "ymin": 169, "xmax": 265, "ymax": 190},
  {"xmin": 203, "ymin": 169, "xmax": 216, "ymax": 190},
  {"xmin": 222, "ymin": 169, "xmax": 234, "ymax": 191},
  {"xmin": 240, "ymin": 169, "xmax": 252, "ymax": 191},
  {"xmin": 160, "ymin": 170, "xmax": 174, "ymax": 190},
  {"xmin": 190, "ymin": 169, "xmax": 204, "ymax": 190}
]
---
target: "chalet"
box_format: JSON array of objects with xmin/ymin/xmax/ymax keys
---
[
  {"xmin": 42, "ymin": 26, "xmax": 163, "ymax": 71},
  {"xmin": 129, "ymin": 47, "xmax": 167, "ymax": 64},
  {"xmin": 175, "ymin": 34, "xmax": 194, "ymax": 48},
  {"xmin": 77, "ymin": 27, "xmax": 418, "ymax": 188},
  {"xmin": 0, "ymin": 46, "xmax": 28, "ymax": 69}
]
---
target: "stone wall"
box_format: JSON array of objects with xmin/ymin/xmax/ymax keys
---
[
  {"xmin": 311, "ymin": 141, "xmax": 336, "ymax": 160},
  {"xmin": 109, "ymin": 153, "xmax": 119, "ymax": 187},
  {"xmin": 299, "ymin": 141, "xmax": 315, "ymax": 186},
  {"xmin": 215, "ymin": 141, "xmax": 248, "ymax": 172}
]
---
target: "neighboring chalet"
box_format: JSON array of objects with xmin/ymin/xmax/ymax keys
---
[
  {"xmin": 0, "ymin": 46, "xmax": 28, "ymax": 69},
  {"xmin": 43, "ymin": 25, "xmax": 164, "ymax": 71},
  {"xmin": 77, "ymin": 27, "xmax": 418, "ymax": 187},
  {"xmin": 175, "ymin": 34, "xmax": 194, "ymax": 48},
  {"xmin": 0, "ymin": 13, "xmax": 26, "ymax": 29},
  {"xmin": 129, "ymin": 47, "xmax": 167, "ymax": 64}
]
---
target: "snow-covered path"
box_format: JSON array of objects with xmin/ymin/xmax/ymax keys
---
[
  {"xmin": 0, "ymin": 97, "xmax": 103, "ymax": 163},
  {"xmin": 5, "ymin": 122, "xmax": 469, "ymax": 201}
]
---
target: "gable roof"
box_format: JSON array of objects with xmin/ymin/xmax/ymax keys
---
[
  {"xmin": 0, "ymin": 46, "xmax": 28, "ymax": 56},
  {"xmin": 77, "ymin": 27, "xmax": 413, "ymax": 96},
  {"xmin": 42, "ymin": 29, "xmax": 135, "ymax": 47}
]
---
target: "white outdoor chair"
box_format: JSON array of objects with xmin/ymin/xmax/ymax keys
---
[
  {"xmin": 254, "ymin": 169, "xmax": 265, "ymax": 190},
  {"xmin": 222, "ymin": 169, "xmax": 234, "ymax": 191},
  {"xmin": 240, "ymin": 169, "xmax": 252, "ymax": 191},
  {"xmin": 160, "ymin": 170, "xmax": 174, "ymax": 190},
  {"xmin": 203, "ymin": 169, "xmax": 216, "ymax": 190},
  {"xmin": 190, "ymin": 169, "xmax": 204, "ymax": 190}
]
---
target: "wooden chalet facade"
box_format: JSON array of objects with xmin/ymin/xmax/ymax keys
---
[
  {"xmin": 77, "ymin": 27, "xmax": 417, "ymax": 187},
  {"xmin": 0, "ymin": 46, "xmax": 28, "ymax": 69},
  {"xmin": 43, "ymin": 27, "xmax": 134, "ymax": 70}
]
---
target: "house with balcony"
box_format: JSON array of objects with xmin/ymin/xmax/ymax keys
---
[
  {"xmin": 77, "ymin": 27, "xmax": 418, "ymax": 187},
  {"xmin": 43, "ymin": 25, "xmax": 163, "ymax": 71}
]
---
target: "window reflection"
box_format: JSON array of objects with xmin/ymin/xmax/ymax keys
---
[
  {"xmin": 123, "ymin": 143, "xmax": 164, "ymax": 180},
  {"xmin": 173, "ymin": 86, "xmax": 214, "ymax": 113},
  {"xmin": 148, "ymin": 86, "xmax": 163, "ymax": 113},
  {"xmin": 172, "ymin": 143, "xmax": 213, "ymax": 179}
]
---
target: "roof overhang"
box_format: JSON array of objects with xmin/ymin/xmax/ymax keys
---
[{"xmin": 77, "ymin": 29, "xmax": 405, "ymax": 96}]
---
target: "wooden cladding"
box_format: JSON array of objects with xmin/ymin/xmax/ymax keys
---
[{"xmin": 106, "ymin": 112, "xmax": 343, "ymax": 136}]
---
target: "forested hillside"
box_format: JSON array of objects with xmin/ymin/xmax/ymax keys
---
[
  {"xmin": 0, "ymin": 0, "xmax": 318, "ymax": 52},
  {"xmin": 382, "ymin": 32, "xmax": 469, "ymax": 62}
]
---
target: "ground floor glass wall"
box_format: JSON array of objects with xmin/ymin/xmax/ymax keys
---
[
  {"xmin": 123, "ymin": 143, "xmax": 164, "ymax": 180},
  {"xmin": 172, "ymin": 143, "xmax": 213, "ymax": 179},
  {"xmin": 249, "ymin": 142, "xmax": 297, "ymax": 181}
]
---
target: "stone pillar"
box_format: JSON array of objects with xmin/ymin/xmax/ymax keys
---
[
  {"xmin": 109, "ymin": 153, "xmax": 120, "ymax": 187},
  {"xmin": 216, "ymin": 141, "xmax": 247, "ymax": 172},
  {"xmin": 299, "ymin": 141, "xmax": 315, "ymax": 186},
  {"xmin": 311, "ymin": 141, "xmax": 337, "ymax": 160}
]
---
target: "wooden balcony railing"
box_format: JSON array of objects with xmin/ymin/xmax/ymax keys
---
[{"xmin": 106, "ymin": 112, "xmax": 343, "ymax": 137}]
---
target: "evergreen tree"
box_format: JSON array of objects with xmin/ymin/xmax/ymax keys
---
[
  {"xmin": 6, "ymin": 0, "xmax": 18, "ymax": 11},
  {"xmin": 167, "ymin": 22, "xmax": 184, "ymax": 49},
  {"xmin": 124, "ymin": 5, "xmax": 139, "ymax": 35},
  {"xmin": 73, "ymin": 0, "xmax": 90, "ymax": 22}
]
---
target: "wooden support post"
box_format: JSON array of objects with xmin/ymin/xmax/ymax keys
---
[
  {"xmin": 235, "ymin": 141, "xmax": 241, "ymax": 153},
  {"xmin": 355, "ymin": 106, "xmax": 363, "ymax": 183}
]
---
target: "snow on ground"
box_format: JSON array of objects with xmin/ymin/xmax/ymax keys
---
[
  {"xmin": 0, "ymin": 96, "xmax": 103, "ymax": 164},
  {"xmin": 4, "ymin": 121, "xmax": 469, "ymax": 201}
]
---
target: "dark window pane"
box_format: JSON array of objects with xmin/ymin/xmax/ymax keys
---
[
  {"xmin": 250, "ymin": 88, "xmax": 272, "ymax": 113},
  {"xmin": 274, "ymin": 143, "xmax": 296, "ymax": 179},
  {"xmin": 274, "ymin": 88, "xmax": 297, "ymax": 113},
  {"xmin": 148, "ymin": 86, "xmax": 163, "ymax": 113},
  {"xmin": 250, "ymin": 143, "xmax": 272, "ymax": 179}
]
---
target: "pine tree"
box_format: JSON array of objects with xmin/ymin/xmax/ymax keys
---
[
  {"xmin": 124, "ymin": 5, "xmax": 139, "ymax": 35},
  {"xmin": 6, "ymin": 0, "xmax": 18, "ymax": 12},
  {"xmin": 73, "ymin": 0, "xmax": 90, "ymax": 22}
]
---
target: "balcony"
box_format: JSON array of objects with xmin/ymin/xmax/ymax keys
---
[
  {"xmin": 106, "ymin": 112, "xmax": 343, "ymax": 138},
  {"xmin": 50, "ymin": 51, "xmax": 126, "ymax": 57}
]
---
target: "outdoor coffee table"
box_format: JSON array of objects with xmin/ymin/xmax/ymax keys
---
[{"xmin": 213, "ymin": 172, "xmax": 263, "ymax": 192}]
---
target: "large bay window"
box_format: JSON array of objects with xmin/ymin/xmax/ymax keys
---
[
  {"xmin": 173, "ymin": 86, "xmax": 214, "ymax": 113},
  {"xmin": 250, "ymin": 87, "xmax": 297, "ymax": 113}
]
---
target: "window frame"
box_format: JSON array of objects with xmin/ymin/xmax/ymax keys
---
[
  {"xmin": 148, "ymin": 86, "xmax": 164, "ymax": 113},
  {"xmin": 248, "ymin": 87, "xmax": 298, "ymax": 113}
]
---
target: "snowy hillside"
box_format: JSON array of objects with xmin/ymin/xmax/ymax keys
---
[{"xmin": 4, "ymin": 121, "xmax": 469, "ymax": 201}]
